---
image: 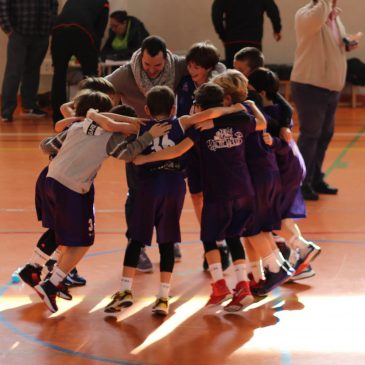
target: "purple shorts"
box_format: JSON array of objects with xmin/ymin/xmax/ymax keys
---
[
  {"xmin": 128, "ymin": 172, "xmax": 186, "ymax": 245},
  {"xmin": 35, "ymin": 166, "xmax": 49, "ymax": 221},
  {"xmin": 201, "ymin": 195, "xmax": 255, "ymax": 242},
  {"xmin": 42, "ymin": 177, "xmax": 95, "ymax": 246},
  {"xmin": 186, "ymin": 147, "xmax": 202, "ymax": 194},
  {"xmin": 281, "ymin": 186, "xmax": 306, "ymax": 219}
]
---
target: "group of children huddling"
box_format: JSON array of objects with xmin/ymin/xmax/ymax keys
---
[{"xmin": 17, "ymin": 44, "xmax": 321, "ymax": 316}]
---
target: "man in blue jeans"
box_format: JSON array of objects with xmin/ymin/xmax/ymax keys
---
[
  {"xmin": 0, "ymin": 0, "xmax": 57, "ymax": 122},
  {"xmin": 290, "ymin": 0, "xmax": 359, "ymax": 200}
]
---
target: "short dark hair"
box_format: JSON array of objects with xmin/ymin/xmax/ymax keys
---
[
  {"xmin": 234, "ymin": 47, "xmax": 265, "ymax": 71},
  {"xmin": 73, "ymin": 89, "xmax": 113, "ymax": 117},
  {"xmin": 248, "ymin": 67, "xmax": 280, "ymax": 100},
  {"xmin": 146, "ymin": 85, "xmax": 175, "ymax": 117},
  {"xmin": 141, "ymin": 35, "xmax": 167, "ymax": 58},
  {"xmin": 186, "ymin": 41, "xmax": 219, "ymax": 70},
  {"xmin": 110, "ymin": 104, "xmax": 137, "ymax": 117},
  {"xmin": 78, "ymin": 77, "xmax": 115, "ymax": 96},
  {"xmin": 110, "ymin": 10, "xmax": 128, "ymax": 23},
  {"xmin": 194, "ymin": 83, "xmax": 224, "ymax": 110}
]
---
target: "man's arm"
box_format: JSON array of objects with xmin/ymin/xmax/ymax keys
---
[
  {"xmin": 211, "ymin": 0, "xmax": 226, "ymax": 41},
  {"xmin": 296, "ymin": 0, "xmax": 332, "ymax": 34},
  {"xmin": 95, "ymin": 0, "xmax": 110, "ymax": 49},
  {"xmin": 0, "ymin": 0, "xmax": 12, "ymax": 34},
  {"xmin": 264, "ymin": 0, "xmax": 282, "ymax": 38}
]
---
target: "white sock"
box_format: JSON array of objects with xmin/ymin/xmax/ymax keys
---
[
  {"xmin": 234, "ymin": 263, "xmax": 249, "ymax": 282},
  {"xmin": 250, "ymin": 261, "xmax": 265, "ymax": 282},
  {"xmin": 274, "ymin": 248, "xmax": 286, "ymax": 266},
  {"xmin": 262, "ymin": 253, "xmax": 280, "ymax": 273},
  {"xmin": 120, "ymin": 277, "xmax": 133, "ymax": 291},
  {"xmin": 216, "ymin": 240, "xmax": 226, "ymax": 247},
  {"xmin": 29, "ymin": 247, "xmax": 50, "ymax": 268},
  {"xmin": 289, "ymin": 236, "xmax": 310, "ymax": 257},
  {"xmin": 50, "ymin": 248, "xmax": 62, "ymax": 262},
  {"xmin": 209, "ymin": 263, "xmax": 224, "ymax": 282},
  {"xmin": 158, "ymin": 282, "xmax": 171, "ymax": 298},
  {"xmin": 49, "ymin": 266, "xmax": 67, "ymax": 287}
]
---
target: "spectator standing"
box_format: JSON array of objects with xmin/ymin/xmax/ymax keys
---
[
  {"xmin": 211, "ymin": 0, "xmax": 282, "ymax": 68},
  {"xmin": 51, "ymin": 0, "xmax": 109, "ymax": 123},
  {"xmin": 101, "ymin": 10, "xmax": 149, "ymax": 61},
  {"xmin": 290, "ymin": 0, "xmax": 359, "ymax": 200},
  {"xmin": 0, "ymin": 0, "xmax": 58, "ymax": 122}
]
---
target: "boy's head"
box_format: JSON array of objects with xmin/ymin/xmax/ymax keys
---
[
  {"xmin": 194, "ymin": 83, "xmax": 224, "ymax": 110},
  {"xmin": 186, "ymin": 42, "xmax": 220, "ymax": 85},
  {"xmin": 248, "ymin": 67, "xmax": 280, "ymax": 101},
  {"xmin": 73, "ymin": 89, "xmax": 113, "ymax": 117},
  {"xmin": 233, "ymin": 47, "xmax": 264, "ymax": 76},
  {"xmin": 78, "ymin": 77, "xmax": 117, "ymax": 106},
  {"xmin": 211, "ymin": 70, "xmax": 248, "ymax": 105},
  {"xmin": 110, "ymin": 104, "xmax": 137, "ymax": 117},
  {"xmin": 145, "ymin": 85, "xmax": 175, "ymax": 118}
]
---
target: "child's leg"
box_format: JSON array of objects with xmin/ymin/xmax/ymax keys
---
[{"xmin": 190, "ymin": 192, "xmax": 203, "ymax": 224}]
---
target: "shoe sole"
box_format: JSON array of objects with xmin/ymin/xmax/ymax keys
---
[
  {"xmin": 295, "ymin": 248, "xmax": 321, "ymax": 276},
  {"xmin": 104, "ymin": 300, "xmax": 133, "ymax": 313},
  {"xmin": 64, "ymin": 281, "xmax": 86, "ymax": 287},
  {"xmin": 152, "ymin": 308, "xmax": 168, "ymax": 316},
  {"xmin": 288, "ymin": 271, "xmax": 316, "ymax": 282},
  {"xmin": 136, "ymin": 267, "xmax": 154, "ymax": 273},
  {"xmin": 205, "ymin": 293, "xmax": 233, "ymax": 307},
  {"xmin": 224, "ymin": 295, "xmax": 254, "ymax": 312},
  {"xmin": 57, "ymin": 291, "xmax": 73, "ymax": 300},
  {"xmin": 174, "ymin": 257, "xmax": 182, "ymax": 263},
  {"xmin": 34, "ymin": 285, "xmax": 58, "ymax": 313}
]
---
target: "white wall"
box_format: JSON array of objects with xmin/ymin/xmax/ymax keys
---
[{"xmin": 0, "ymin": 0, "xmax": 364, "ymax": 92}]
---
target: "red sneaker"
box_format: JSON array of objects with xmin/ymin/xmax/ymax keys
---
[
  {"xmin": 206, "ymin": 279, "xmax": 232, "ymax": 306},
  {"xmin": 224, "ymin": 281, "xmax": 254, "ymax": 312}
]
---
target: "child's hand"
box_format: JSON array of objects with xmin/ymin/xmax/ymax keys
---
[
  {"xmin": 131, "ymin": 118, "xmax": 148, "ymax": 127},
  {"xmin": 263, "ymin": 132, "xmax": 273, "ymax": 146},
  {"xmin": 195, "ymin": 119, "xmax": 214, "ymax": 131},
  {"xmin": 86, "ymin": 108, "xmax": 99, "ymax": 120},
  {"xmin": 279, "ymin": 127, "xmax": 292, "ymax": 142},
  {"xmin": 231, "ymin": 103, "xmax": 245, "ymax": 112},
  {"xmin": 133, "ymin": 154, "xmax": 149, "ymax": 165},
  {"xmin": 149, "ymin": 122, "xmax": 171, "ymax": 138},
  {"xmin": 243, "ymin": 100, "xmax": 255, "ymax": 107}
]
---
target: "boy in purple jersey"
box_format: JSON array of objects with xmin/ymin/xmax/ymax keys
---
[
  {"xmin": 101, "ymin": 85, "xmax": 244, "ymax": 315},
  {"xmin": 249, "ymin": 67, "xmax": 321, "ymax": 280},
  {"xmin": 28, "ymin": 90, "xmax": 170, "ymax": 313},
  {"xmin": 211, "ymin": 70, "xmax": 294, "ymax": 298},
  {"xmin": 134, "ymin": 82, "xmax": 267, "ymax": 312}
]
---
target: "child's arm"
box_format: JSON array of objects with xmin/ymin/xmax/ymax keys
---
[
  {"xmin": 180, "ymin": 103, "xmax": 245, "ymax": 130},
  {"xmin": 133, "ymin": 138, "xmax": 194, "ymax": 165},
  {"xmin": 86, "ymin": 109, "xmax": 147, "ymax": 134},
  {"xmin": 106, "ymin": 123, "xmax": 171, "ymax": 162},
  {"xmin": 40, "ymin": 130, "xmax": 68, "ymax": 155},
  {"xmin": 54, "ymin": 116, "xmax": 84, "ymax": 132},
  {"xmin": 243, "ymin": 100, "xmax": 267, "ymax": 131},
  {"xmin": 60, "ymin": 101, "xmax": 75, "ymax": 118}
]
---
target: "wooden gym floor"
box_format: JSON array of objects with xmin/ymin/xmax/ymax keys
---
[{"xmin": 0, "ymin": 106, "xmax": 364, "ymax": 365}]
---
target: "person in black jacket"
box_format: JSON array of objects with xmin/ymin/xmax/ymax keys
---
[
  {"xmin": 51, "ymin": 0, "xmax": 109, "ymax": 123},
  {"xmin": 101, "ymin": 11, "xmax": 149, "ymax": 61},
  {"xmin": 211, "ymin": 0, "xmax": 282, "ymax": 68}
]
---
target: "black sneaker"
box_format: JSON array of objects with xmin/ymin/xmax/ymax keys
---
[
  {"xmin": 21, "ymin": 108, "xmax": 47, "ymax": 118},
  {"xmin": 34, "ymin": 280, "xmax": 58, "ymax": 313},
  {"xmin": 174, "ymin": 243, "xmax": 182, "ymax": 262},
  {"xmin": 136, "ymin": 248, "xmax": 153, "ymax": 273},
  {"xmin": 18, "ymin": 264, "xmax": 42, "ymax": 288},
  {"xmin": 301, "ymin": 184, "xmax": 319, "ymax": 201},
  {"xmin": 64, "ymin": 268, "xmax": 86, "ymax": 287},
  {"xmin": 313, "ymin": 180, "xmax": 338, "ymax": 195},
  {"xmin": 57, "ymin": 281, "xmax": 73, "ymax": 300},
  {"xmin": 1, "ymin": 115, "xmax": 13, "ymax": 122}
]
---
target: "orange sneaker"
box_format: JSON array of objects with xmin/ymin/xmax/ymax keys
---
[
  {"xmin": 206, "ymin": 279, "xmax": 232, "ymax": 307},
  {"xmin": 224, "ymin": 281, "xmax": 254, "ymax": 312}
]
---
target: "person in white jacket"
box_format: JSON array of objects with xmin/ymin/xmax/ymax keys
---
[{"xmin": 290, "ymin": 0, "xmax": 359, "ymax": 201}]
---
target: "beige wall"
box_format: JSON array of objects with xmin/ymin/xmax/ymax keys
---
[{"xmin": 0, "ymin": 0, "xmax": 364, "ymax": 92}]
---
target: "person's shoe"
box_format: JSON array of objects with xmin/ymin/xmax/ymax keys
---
[
  {"xmin": 1, "ymin": 114, "xmax": 13, "ymax": 122},
  {"xmin": 57, "ymin": 281, "xmax": 73, "ymax": 300},
  {"xmin": 104, "ymin": 290, "xmax": 134, "ymax": 313},
  {"xmin": 18, "ymin": 264, "xmax": 42, "ymax": 287},
  {"xmin": 34, "ymin": 280, "xmax": 58, "ymax": 313},
  {"xmin": 206, "ymin": 279, "xmax": 232, "ymax": 307},
  {"xmin": 301, "ymin": 184, "xmax": 319, "ymax": 201},
  {"xmin": 313, "ymin": 180, "xmax": 338, "ymax": 195},
  {"xmin": 288, "ymin": 265, "xmax": 315, "ymax": 282},
  {"xmin": 136, "ymin": 248, "xmax": 153, "ymax": 273},
  {"xmin": 64, "ymin": 268, "xmax": 86, "ymax": 287},
  {"xmin": 21, "ymin": 108, "xmax": 47, "ymax": 118},
  {"xmin": 152, "ymin": 297, "xmax": 169, "ymax": 316},
  {"xmin": 174, "ymin": 243, "xmax": 182, "ymax": 262},
  {"xmin": 224, "ymin": 281, "xmax": 254, "ymax": 312},
  {"xmin": 252, "ymin": 266, "xmax": 293, "ymax": 297},
  {"xmin": 294, "ymin": 241, "xmax": 321, "ymax": 276}
]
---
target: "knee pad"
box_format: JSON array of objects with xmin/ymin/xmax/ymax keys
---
[
  {"xmin": 36, "ymin": 229, "xmax": 57, "ymax": 256},
  {"xmin": 202, "ymin": 240, "xmax": 218, "ymax": 253},
  {"xmin": 226, "ymin": 236, "xmax": 245, "ymax": 261}
]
